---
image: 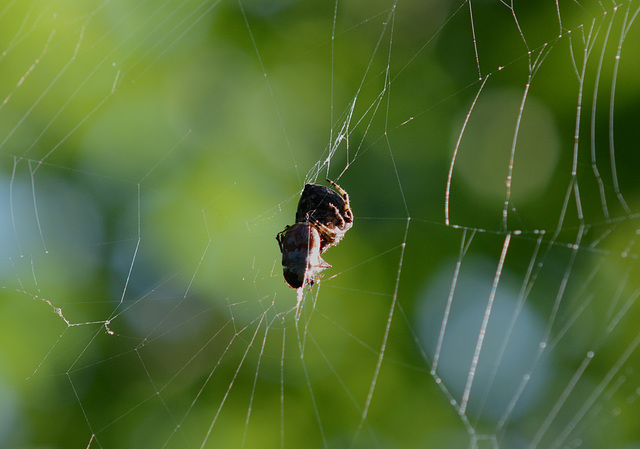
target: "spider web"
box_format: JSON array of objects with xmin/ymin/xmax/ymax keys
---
[{"xmin": 1, "ymin": 0, "xmax": 640, "ymax": 448}]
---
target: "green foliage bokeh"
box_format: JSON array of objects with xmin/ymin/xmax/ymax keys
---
[{"xmin": 2, "ymin": 1, "xmax": 640, "ymax": 448}]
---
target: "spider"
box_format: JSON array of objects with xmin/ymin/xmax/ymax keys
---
[{"xmin": 276, "ymin": 179, "xmax": 353, "ymax": 289}]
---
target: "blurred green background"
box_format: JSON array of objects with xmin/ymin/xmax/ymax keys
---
[{"xmin": 2, "ymin": 0, "xmax": 640, "ymax": 448}]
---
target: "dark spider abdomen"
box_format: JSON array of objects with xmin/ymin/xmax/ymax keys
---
[
  {"xmin": 295, "ymin": 180, "xmax": 353, "ymax": 253},
  {"xmin": 296, "ymin": 183, "xmax": 352, "ymax": 231}
]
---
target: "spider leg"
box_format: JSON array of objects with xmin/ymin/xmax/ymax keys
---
[
  {"xmin": 305, "ymin": 217, "xmax": 337, "ymax": 249},
  {"xmin": 326, "ymin": 178, "xmax": 353, "ymax": 222},
  {"xmin": 308, "ymin": 217, "xmax": 334, "ymax": 236},
  {"xmin": 326, "ymin": 178, "xmax": 348, "ymax": 201},
  {"xmin": 327, "ymin": 203, "xmax": 346, "ymax": 228}
]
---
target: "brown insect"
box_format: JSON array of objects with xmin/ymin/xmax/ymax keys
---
[{"xmin": 276, "ymin": 179, "xmax": 353, "ymax": 289}]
